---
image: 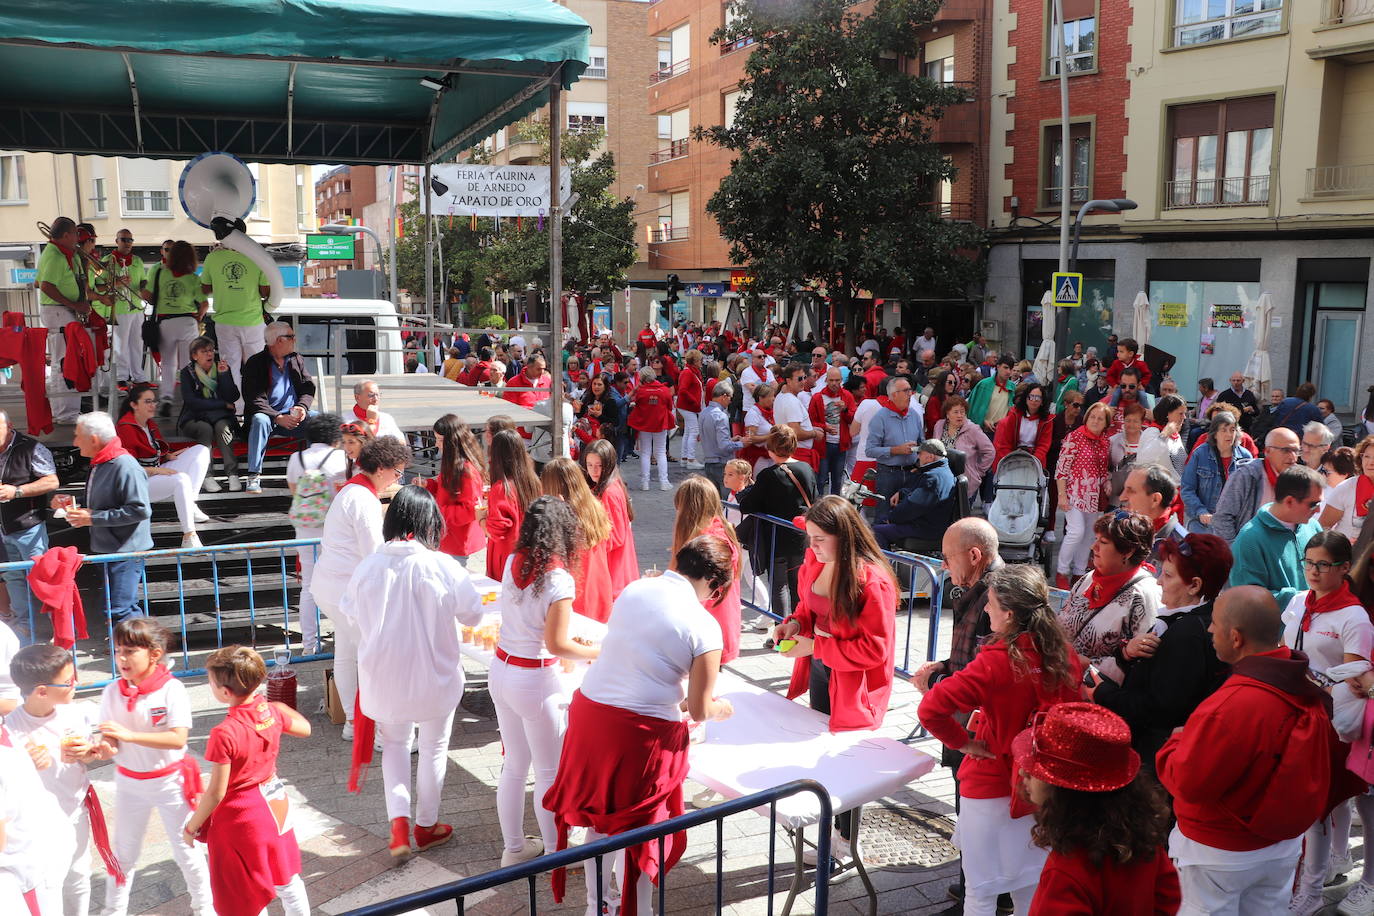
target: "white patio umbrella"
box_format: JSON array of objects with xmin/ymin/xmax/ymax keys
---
[
  {"xmin": 1131, "ymin": 291, "xmax": 1152, "ymax": 348},
  {"xmin": 1033, "ymin": 289, "xmax": 1056, "ymax": 385},
  {"xmin": 1243, "ymin": 290, "xmax": 1274, "ymax": 394}
]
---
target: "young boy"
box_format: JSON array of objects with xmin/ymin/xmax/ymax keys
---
[
  {"xmin": 1104, "ymin": 336, "xmax": 1153, "ymax": 391},
  {"xmin": 7, "ymin": 644, "xmax": 113, "ymax": 916},
  {"xmin": 0, "ymin": 731, "xmax": 66, "ymax": 916},
  {"xmin": 97, "ymin": 619, "xmax": 214, "ymax": 916}
]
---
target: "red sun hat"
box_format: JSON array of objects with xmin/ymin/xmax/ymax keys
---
[{"xmin": 1011, "ymin": 702, "xmax": 1139, "ymax": 793}]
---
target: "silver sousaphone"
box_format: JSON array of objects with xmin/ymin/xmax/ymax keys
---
[{"xmin": 178, "ymin": 152, "xmax": 284, "ymax": 311}]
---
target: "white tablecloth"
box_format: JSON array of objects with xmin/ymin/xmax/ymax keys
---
[{"xmin": 688, "ymin": 673, "xmax": 937, "ymax": 829}]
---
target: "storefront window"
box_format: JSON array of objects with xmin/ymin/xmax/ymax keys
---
[{"xmin": 1146, "ymin": 279, "xmax": 1260, "ymax": 396}]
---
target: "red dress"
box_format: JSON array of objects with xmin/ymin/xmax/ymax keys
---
[
  {"xmin": 203, "ymin": 699, "xmax": 300, "ymax": 916},
  {"xmin": 574, "ymin": 536, "xmax": 613, "ymax": 623},
  {"xmin": 424, "ymin": 466, "xmax": 486, "ymax": 558},
  {"xmin": 700, "ymin": 517, "xmax": 741, "ymax": 663},
  {"xmin": 603, "ymin": 478, "xmax": 639, "ymax": 596},
  {"xmin": 485, "ymin": 479, "xmax": 523, "ymax": 580}
]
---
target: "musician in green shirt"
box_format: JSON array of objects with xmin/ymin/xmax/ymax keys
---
[
  {"xmin": 104, "ymin": 229, "xmax": 149, "ymax": 383},
  {"xmin": 36, "ymin": 217, "xmax": 91, "ymax": 423},
  {"xmin": 200, "ymin": 245, "xmax": 270, "ymax": 398}
]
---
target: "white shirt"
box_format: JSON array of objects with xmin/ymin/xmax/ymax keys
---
[
  {"xmin": 1017, "ymin": 416, "xmax": 1040, "ymax": 448},
  {"xmin": 370, "ymin": 409, "xmax": 405, "ymax": 443},
  {"xmin": 580, "ymin": 570, "xmax": 724, "ymax": 722},
  {"xmin": 740, "ymin": 365, "xmax": 770, "ymax": 412},
  {"xmin": 311, "ymin": 482, "xmax": 385, "ymax": 613},
  {"xmin": 914, "ymin": 335, "xmax": 937, "ymax": 356},
  {"xmin": 530, "ymin": 399, "xmax": 575, "ymax": 464},
  {"xmin": 1324, "ymin": 476, "xmax": 1368, "ymax": 542},
  {"xmin": 497, "ymin": 557, "xmax": 576, "ymax": 659},
  {"xmin": 98, "ymin": 674, "xmax": 193, "ymax": 773},
  {"xmin": 1169, "ymin": 825, "xmax": 1300, "ymax": 871},
  {"xmin": 0, "ymin": 743, "xmax": 69, "ymax": 892},
  {"xmin": 344, "ymin": 541, "xmax": 483, "ymax": 723},
  {"xmin": 774, "ymin": 390, "xmax": 814, "ymax": 451},
  {"xmin": 4, "ymin": 701, "xmax": 100, "ymax": 818},
  {"xmin": 0, "ymin": 621, "xmax": 18, "ymax": 704},
  {"xmin": 1282, "ymin": 592, "xmax": 1374, "ymax": 674},
  {"xmin": 851, "ymin": 398, "xmax": 883, "ymax": 463}
]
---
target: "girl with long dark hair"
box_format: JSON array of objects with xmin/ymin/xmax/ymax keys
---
[
  {"xmin": 422, "ymin": 414, "xmax": 487, "ymax": 562},
  {"xmin": 486, "ymin": 429, "xmax": 542, "ymax": 581},
  {"xmin": 578, "ymin": 439, "xmax": 638, "ymax": 596}
]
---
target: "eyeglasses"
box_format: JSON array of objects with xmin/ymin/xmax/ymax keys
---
[
  {"xmin": 278, "ymin": 334, "xmax": 296, "ymax": 341},
  {"xmin": 1269, "ymin": 446, "xmax": 1300, "ymax": 456},
  {"xmin": 1120, "ymin": 384, "xmax": 1138, "ymax": 391},
  {"xmin": 1301, "ymin": 558, "xmax": 1349, "ymax": 572},
  {"xmin": 44, "ymin": 673, "xmax": 78, "ymax": 688},
  {"xmin": 1026, "ymin": 394, "xmax": 1043, "ymax": 401}
]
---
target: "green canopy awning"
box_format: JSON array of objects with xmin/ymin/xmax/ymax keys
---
[{"xmin": 0, "ymin": 0, "xmax": 590, "ymax": 165}]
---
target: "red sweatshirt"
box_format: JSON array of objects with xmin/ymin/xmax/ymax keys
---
[
  {"xmin": 1105, "ymin": 356, "xmax": 1152, "ymax": 390},
  {"xmin": 863, "ymin": 366, "xmax": 888, "ymax": 399},
  {"xmin": 1028, "ymin": 847, "xmax": 1180, "ymax": 916},
  {"xmin": 675, "ymin": 366, "xmax": 703, "ymax": 413},
  {"xmin": 423, "ymin": 466, "xmax": 486, "ymax": 558},
  {"xmin": 484, "ymin": 479, "xmax": 523, "ymax": 581},
  {"xmin": 116, "ymin": 413, "xmax": 172, "ymax": 464},
  {"xmin": 628, "ymin": 381, "xmax": 675, "ymax": 433}
]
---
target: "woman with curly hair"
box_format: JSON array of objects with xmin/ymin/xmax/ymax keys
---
[
  {"xmin": 578, "ymin": 439, "xmax": 638, "ymax": 596},
  {"xmin": 486, "ymin": 429, "xmax": 541, "ymax": 581},
  {"xmin": 918, "ymin": 564, "xmax": 1082, "ymax": 915},
  {"xmin": 671, "ymin": 476, "xmax": 742, "ymax": 662},
  {"xmin": 423, "ymin": 414, "xmax": 487, "ymax": 562},
  {"xmin": 491, "ymin": 497, "xmax": 599, "ymax": 868},
  {"xmin": 542, "ymin": 457, "xmax": 613, "ymax": 623},
  {"xmin": 1013, "ymin": 703, "xmax": 1179, "ymax": 914}
]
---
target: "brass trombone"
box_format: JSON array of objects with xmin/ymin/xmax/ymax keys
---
[{"xmin": 35, "ymin": 220, "xmax": 142, "ymax": 313}]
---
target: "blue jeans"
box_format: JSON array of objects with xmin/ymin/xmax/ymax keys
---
[
  {"xmin": 1, "ymin": 523, "xmax": 47, "ymax": 638},
  {"xmin": 818, "ymin": 442, "xmax": 846, "ymax": 496},
  {"xmin": 104, "ymin": 558, "xmax": 145, "ymax": 623},
  {"xmin": 873, "ymin": 464, "xmax": 911, "ymax": 524},
  {"xmin": 246, "ymin": 412, "xmax": 312, "ymax": 473}
]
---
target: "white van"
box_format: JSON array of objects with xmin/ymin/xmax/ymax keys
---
[{"xmin": 266, "ymin": 298, "xmax": 404, "ymax": 376}]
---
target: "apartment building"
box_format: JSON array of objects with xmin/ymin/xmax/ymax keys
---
[
  {"xmin": 986, "ymin": 0, "xmax": 1374, "ymax": 411},
  {"xmin": 307, "ymin": 164, "xmax": 378, "ymax": 296}
]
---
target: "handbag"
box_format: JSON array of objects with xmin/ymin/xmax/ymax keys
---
[
  {"xmin": 777, "ymin": 461, "xmax": 814, "ymax": 509},
  {"xmin": 141, "ymin": 265, "xmax": 163, "ymax": 352}
]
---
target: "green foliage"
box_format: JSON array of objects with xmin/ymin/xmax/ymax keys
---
[
  {"xmin": 698, "ymin": 0, "xmax": 986, "ymax": 319},
  {"xmin": 477, "ymin": 313, "xmax": 508, "ymax": 329}
]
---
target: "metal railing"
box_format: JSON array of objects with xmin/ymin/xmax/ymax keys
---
[
  {"xmin": 648, "ymin": 226, "xmax": 690, "ymax": 243},
  {"xmin": 649, "ymin": 138, "xmax": 690, "ymax": 164},
  {"xmin": 1164, "ymin": 175, "xmax": 1271, "ymax": 209},
  {"xmin": 0, "ymin": 537, "xmax": 328, "ymax": 690},
  {"xmin": 342, "ymin": 779, "xmax": 834, "ymax": 916},
  {"xmin": 1306, "ymin": 163, "xmax": 1374, "ymax": 198},
  {"xmin": 1323, "ymin": 0, "xmax": 1374, "ymax": 25},
  {"xmin": 649, "ymin": 60, "xmax": 690, "ymax": 84}
]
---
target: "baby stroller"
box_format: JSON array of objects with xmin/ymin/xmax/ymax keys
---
[{"xmin": 986, "ymin": 449, "xmax": 1051, "ymax": 569}]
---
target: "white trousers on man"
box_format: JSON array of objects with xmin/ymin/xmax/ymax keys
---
[
  {"xmin": 377, "ymin": 710, "xmax": 456, "ymax": 827},
  {"xmin": 216, "ymin": 322, "xmax": 265, "ymax": 411},
  {"xmin": 157, "ymin": 316, "xmax": 199, "ymax": 405},
  {"xmin": 113, "ymin": 312, "xmax": 146, "ymax": 382},
  {"xmin": 41, "ymin": 304, "xmax": 88, "ymax": 422},
  {"xmin": 146, "ymin": 444, "xmax": 211, "ymax": 534},
  {"xmin": 1176, "ymin": 861, "xmax": 1295, "ymax": 916},
  {"xmin": 103, "ymin": 771, "xmax": 214, "ymax": 916},
  {"xmin": 490, "ymin": 662, "xmax": 566, "ymax": 855}
]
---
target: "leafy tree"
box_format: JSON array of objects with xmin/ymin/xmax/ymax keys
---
[{"xmin": 697, "ymin": 0, "xmax": 986, "ymax": 341}]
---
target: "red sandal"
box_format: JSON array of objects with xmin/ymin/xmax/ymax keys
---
[{"xmin": 414, "ymin": 822, "xmax": 453, "ymax": 851}]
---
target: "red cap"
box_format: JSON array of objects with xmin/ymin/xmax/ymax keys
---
[{"xmin": 1012, "ymin": 703, "xmax": 1139, "ymax": 793}]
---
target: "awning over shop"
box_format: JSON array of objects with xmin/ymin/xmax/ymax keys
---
[{"xmin": 0, "ymin": 0, "xmax": 590, "ymax": 165}]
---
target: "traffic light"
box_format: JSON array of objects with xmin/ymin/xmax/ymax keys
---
[{"xmin": 665, "ymin": 273, "xmax": 681, "ymax": 306}]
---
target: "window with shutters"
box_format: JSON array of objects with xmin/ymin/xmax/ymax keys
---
[
  {"xmin": 1046, "ymin": 0, "xmax": 1096, "ymax": 74},
  {"xmin": 586, "ymin": 47, "xmax": 607, "ymax": 79},
  {"xmin": 1041, "ymin": 121, "xmax": 1093, "ymax": 208},
  {"xmin": 1174, "ymin": 0, "xmax": 1283, "ymax": 47},
  {"xmin": 1167, "ymin": 96, "xmax": 1274, "ymax": 208},
  {"xmin": 117, "ymin": 158, "xmax": 170, "ymax": 217}
]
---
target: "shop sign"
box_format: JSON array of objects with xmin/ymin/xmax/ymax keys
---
[{"xmin": 1158, "ymin": 302, "xmax": 1188, "ymax": 327}]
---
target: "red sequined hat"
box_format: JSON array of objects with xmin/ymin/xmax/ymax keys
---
[{"xmin": 1011, "ymin": 702, "xmax": 1139, "ymax": 793}]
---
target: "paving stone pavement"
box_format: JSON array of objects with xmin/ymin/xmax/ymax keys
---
[{"xmin": 86, "ymin": 448, "xmax": 968, "ymax": 915}]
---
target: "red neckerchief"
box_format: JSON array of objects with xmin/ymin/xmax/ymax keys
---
[
  {"xmin": 1085, "ymin": 564, "xmax": 1144, "ymax": 610},
  {"xmin": 50, "ymin": 239, "xmax": 77, "ymax": 270},
  {"xmin": 117, "ymin": 664, "xmax": 173, "ymax": 712},
  {"xmin": 757, "ymin": 406, "xmax": 775, "ymax": 425},
  {"xmin": 1151, "ymin": 505, "xmax": 1178, "ymax": 534},
  {"xmin": 109, "ymin": 250, "xmax": 133, "ymax": 267},
  {"xmin": 91, "ymin": 437, "xmax": 130, "ymax": 465},
  {"xmin": 1077, "ymin": 423, "xmax": 1106, "ymax": 442},
  {"xmin": 170, "ymin": 269, "xmax": 192, "ymax": 278},
  {"xmin": 1358, "ymin": 475, "xmax": 1374, "ymax": 518},
  {"xmin": 345, "ymin": 473, "xmax": 377, "ymax": 495},
  {"xmin": 1263, "ymin": 459, "xmax": 1280, "ymax": 491},
  {"xmin": 352, "ymin": 404, "xmax": 379, "ymax": 433},
  {"xmin": 1302, "ymin": 582, "xmax": 1363, "ymax": 630},
  {"xmin": 878, "ymin": 395, "xmax": 908, "ymax": 418}
]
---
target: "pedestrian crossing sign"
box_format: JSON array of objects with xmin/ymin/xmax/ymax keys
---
[{"xmin": 1052, "ymin": 272, "xmax": 1083, "ymax": 307}]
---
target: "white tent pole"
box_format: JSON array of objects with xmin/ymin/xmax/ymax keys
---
[{"xmin": 548, "ymin": 80, "xmax": 566, "ymax": 458}]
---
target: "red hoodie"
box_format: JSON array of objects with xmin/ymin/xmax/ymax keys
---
[
  {"xmin": 1105, "ymin": 356, "xmax": 1152, "ymax": 390},
  {"xmin": 807, "ymin": 386, "xmax": 857, "ymax": 451},
  {"xmin": 628, "ymin": 381, "xmax": 675, "ymax": 433}
]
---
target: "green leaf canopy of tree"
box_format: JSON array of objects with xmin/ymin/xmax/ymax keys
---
[{"xmin": 698, "ymin": 0, "xmax": 986, "ymax": 331}]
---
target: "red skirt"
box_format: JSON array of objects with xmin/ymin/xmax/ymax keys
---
[{"xmin": 206, "ymin": 782, "xmax": 301, "ymax": 916}]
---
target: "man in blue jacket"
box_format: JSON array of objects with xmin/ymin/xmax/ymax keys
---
[
  {"xmin": 872, "ymin": 440, "xmax": 957, "ymax": 549},
  {"xmin": 1228, "ymin": 465, "xmax": 1324, "ymax": 610},
  {"xmin": 864, "ymin": 376, "xmax": 924, "ymax": 523}
]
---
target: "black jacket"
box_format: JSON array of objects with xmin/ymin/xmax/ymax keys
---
[
  {"xmin": 737, "ymin": 459, "xmax": 818, "ymax": 554},
  {"xmin": 240, "ymin": 349, "xmax": 316, "ymax": 423},
  {"xmin": 177, "ymin": 363, "xmax": 241, "ymax": 428}
]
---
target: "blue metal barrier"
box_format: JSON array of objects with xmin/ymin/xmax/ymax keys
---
[
  {"xmin": 342, "ymin": 779, "xmax": 834, "ymax": 916},
  {"xmin": 0, "ymin": 537, "xmax": 328, "ymax": 690}
]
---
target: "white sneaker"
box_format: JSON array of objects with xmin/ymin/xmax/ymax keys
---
[
  {"xmin": 641, "ymin": 480, "xmax": 650, "ymax": 492},
  {"xmin": 1290, "ymin": 891, "xmax": 1327, "ymax": 916},
  {"xmin": 181, "ymin": 533, "xmax": 203, "ymax": 550},
  {"xmin": 501, "ymin": 836, "xmax": 544, "ymax": 867},
  {"xmin": 341, "ymin": 722, "xmax": 354, "ymax": 741},
  {"xmin": 246, "ymin": 475, "xmax": 262, "ymax": 494},
  {"xmin": 1330, "ymin": 854, "xmax": 1358, "ymax": 885},
  {"xmin": 227, "ymin": 474, "xmax": 243, "ymax": 492},
  {"xmin": 202, "ymin": 476, "xmax": 222, "ymax": 493},
  {"xmin": 1341, "ymin": 880, "xmax": 1374, "ymax": 916},
  {"xmin": 660, "ymin": 481, "xmax": 672, "ymax": 491},
  {"xmin": 193, "ymin": 508, "xmax": 211, "ymax": 524}
]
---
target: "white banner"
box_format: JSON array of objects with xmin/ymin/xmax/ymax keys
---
[{"xmin": 427, "ymin": 164, "xmax": 572, "ymax": 217}]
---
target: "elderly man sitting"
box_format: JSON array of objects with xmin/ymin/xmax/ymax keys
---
[
  {"xmin": 872, "ymin": 440, "xmax": 958, "ymax": 549},
  {"xmin": 240, "ymin": 321, "xmax": 316, "ymax": 494},
  {"xmin": 349, "ymin": 379, "xmax": 404, "ymax": 442}
]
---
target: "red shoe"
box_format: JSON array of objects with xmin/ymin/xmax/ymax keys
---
[
  {"xmin": 1054, "ymin": 573, "xmax": 1071, "ymax": 590},
  {"xmin": 389, "ymin": 817, "xmax": 411, "ymax": 861},
  {"xmin": 414, "ymin": 822, "xmax": 453, "ymax": 852}
]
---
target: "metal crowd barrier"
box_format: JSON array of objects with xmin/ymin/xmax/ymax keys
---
[
  {"xmin": 342, "ymin": 779, "xmax": 835, "ymax": 916},
  {"xmin": 0, "ymin": 537, "xmax": 328, "ymax": 690}
]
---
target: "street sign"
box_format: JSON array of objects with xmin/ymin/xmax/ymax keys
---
[
  {"xmin": 9, "ymin": 268, "xmax": 36, "ymax": 285},
  {"xmin": 306, "ymin": 234, "xmax": 356, "ymax": 260},
  {"xmin": 1052, "ymin": 271, "xmax": 1083, "ymax": 307}
]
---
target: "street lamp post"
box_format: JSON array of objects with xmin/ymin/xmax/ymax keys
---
[
  {"xmin": 319, "ymin": 223, "xmax": 396, "ymax": 305},
  {"xmin": 1053, "ymin": 197, "xmax": 1137, "ymax": 358}
]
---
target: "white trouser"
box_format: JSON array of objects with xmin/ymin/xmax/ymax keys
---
[
  {"xmin": 490, "ymin": 661, "xmax": 567, "ymax": 854},
  {"xmin": 320, "ymin": 603, "xmax": 360, "ymax": 725},
  {"xmin": 965, "ymin": 885, "xmax": 1035, "ymax": 916},
  {"xmin": 377, "ymin": 710, "xmax": 456, "ymax": 826},
  {"xmin": 1297, "ymin": 815, "xmax": 1333, "ymax": 896},
  {"xmin": 259, "ymin": 874, "xmax": 310, "ymax": 916},
  {"xmin": 677, "ymin": 408, "xmax": 700, "ymax": 461},
  {"xmin": 1057, "ymin": 508, "xmax": 1097, "ymax": 576},
  {"xmin": 157, "ymin": 316, "xmax": 199, "ymax": 404},
  {"xmin": 216, "ymin": 322, "xmax": 265, "ymax": 412},
  {"xmin": 638, "ymin": 431, "xmax": 669, "ymax": 486},
  {"xmin": 62, "ymin": 807, "xmax": 93, "ymax": 916},
  {"xmin": 41, "ymin": 304, "xmax": 86, "ymax": 422},
  {"xmin": 103, "ymin": 770, "xmax": 213, "ymax": 916},
  {"xmin": 1177, "ymin": 859, "xmax": 1297, "ymax": 916},
  {"xmin": 146, "ymin": 445, "xmax": 210, "ymax": 534},
  {"xmin": 114, "ymin": 312, "xmax": 147, "ymax": 382},
  {"xmin": 294, "ymin": 531, "xmax": 322, "ymax": 652},
  {"xmin": 584, "ymin": 828, "xmax": 654, "ymax": 916}
]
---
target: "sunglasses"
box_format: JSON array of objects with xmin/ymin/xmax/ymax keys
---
[
  {"xmin": 1120, "ymin": 384, "xmax": 1138, "ymax": 391},
  {"xmin": 116, "ymin": 237, "xmax": 134, "ymax": 243}
]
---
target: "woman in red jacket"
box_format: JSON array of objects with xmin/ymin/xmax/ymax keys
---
[
  {"xmin": 423, "ymin": 414, "xmax": 487, "ymax": 562},
  {"xmin": 917, "ymin": 564, "xmax": 1082, "ymax": 915},
  {"xmin": 542, "ymin": 457, "xmax": 613, "ymax": 623},
  {"xmin": 924, "ymin": 369, "xmax": 960, "ymax": 440},
  {"xmin": 485, "ymin": 430, "xmax": 542, "ymax": 581},
  {"xmin": 117, "ymin": 382, "xmax": 212, "ymax": 548},
  {"xmin": 770, "ymin": 495, "xmax": 897, "ymax": 858},
  {"xmin": 676, "ymin": 349, "xmax": 705, "ymax": 468},
  {"xmin": 628, "ymin": 366, "xmax": 675, "ymax": 492},
  {"xmin": 1014, "ymin": 703, "xmax": 1179, "ymax": 915},
  {"xmin": 579, "ymin": 439, "xmax": 638, "ymax": 596},
  {"xmin": 992, "ymin": 382, "xmax": 1054, "ymax": 473}
]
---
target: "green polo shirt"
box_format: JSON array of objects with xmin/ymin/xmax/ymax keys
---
[
  {"xmin": 200, "ymin": 248, "xmax": 267, "ymax": 326},
  {"xmin": 36, "ymin": 242, "xmax": 82, "ymax": 307},
  {"xmin": 104, "ymin": 254, "xmax": 147, "ymax": 316},
  {"xmin": 155, "ymin": 271, "xmax": 206, "ymax": 317}
]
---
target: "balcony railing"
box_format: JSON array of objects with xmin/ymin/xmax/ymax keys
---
[
  {"xmin": 1323, "ymin": 0, "xmax": 1374, "ymax": 25},
  {"xmin": 649, "ymin": 59, "xmax": 690, "ymax": 83},
  {"xmin": 649, "ymin": 226, "xmax": 689, "ymax": 243},
  {"xmin": 649, "ymin": 138, "xmax": 689, "ymax": 164},
  {"xmin": 923, "ymin": 201, "xmax": 975, "ymax": 221},
  {"xmin": 1306, "ymin": 164, "xmax": 1374, "ymax": 198},
  {"xmin": 1164, "ymin": 175, "xmax": 1271, "ymax": 209},
  {"xmin": 721, "ymin": 35, "xmax": 757, "ymax": 54}
]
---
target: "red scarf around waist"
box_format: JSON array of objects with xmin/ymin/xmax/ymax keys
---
[
  {"xmin": 878, "ymin": 395, "xmax": 908, "ymax": 418},
  {"xmin": 1085, "ymin": 565, "xmax": 1145, "ymax": 610},
  {"xmin": 1357, "ymin": 475, "xmax": 1374, "ymax": 518},
  {"xmin": 1301, "ymin": 582, "xmax": 1363, "ymax": 631},
  {"xmin": 117, "ymin": 664, "xmax": 172, "ymax": 712}
]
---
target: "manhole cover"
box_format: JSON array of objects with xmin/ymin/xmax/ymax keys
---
[{"xmin": 856, "ymin": 805, "xmax": 958, "ymax": 870}]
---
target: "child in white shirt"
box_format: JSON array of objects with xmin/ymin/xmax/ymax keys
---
[{"xmin": 0, "ymin": 735, "xmax": 68, "ymax": 916}]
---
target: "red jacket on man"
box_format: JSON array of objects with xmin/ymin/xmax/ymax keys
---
[
  {"xmin": 628, "ymin": 381, "xmax": 675, "ymax": 433},
  {"xmin": 807, "ymin": 386, "xmax": 857, "ymax": 451}
]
